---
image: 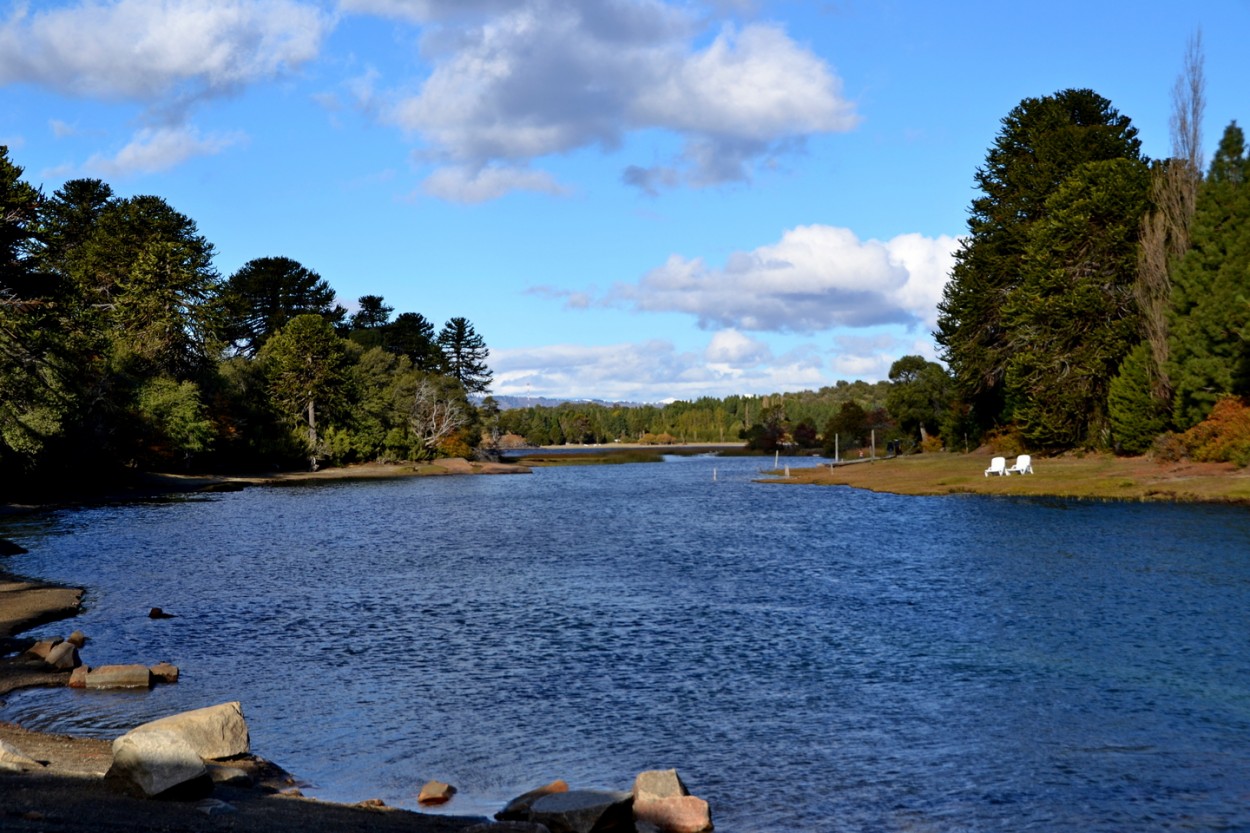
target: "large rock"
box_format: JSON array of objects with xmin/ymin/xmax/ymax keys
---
[
  {"xmin": 633, "ymin": 796, "xmax": 713, "ymax": 833},
  {"xmin": 106, "ymin": 730, "xmax": 210, "ymax": 797},
  {"xmin": 149, "ymin": 662, "xmax": 180, "ymax": 684},
  {"xmin": 418, "ymin": 780, "xmax": 457, "ymax": 805},
  {"xmin": 45, "ymin": 640, "xmax": 80, "ymax": 670},
  {"xmin": 633, "ymin": 769, "xmax": 689, "ymax": 801},
  {"xmin": 497, "ymin": 779, "xmax": 570, "ymax": 820},
  {"xmin": 86, "ymin": 664, "xmax": 153, "ymax": 690},
  {"xmin": 0, "ymin": 538, "xmax": 27, "ymax": 555},
  {"xmin": 125, "ymin": 701, "xmax": 249, "ymax": 760},
  {"xmin": 23, "ymin": 638, "xmax": 62, "ymax": 662},
  {"xmin": 0, "ymin": 738, "xmax": 42, "ymax": 772},
  {"xmin": 528, "ymin": 790, "xmax": 633, "ymax": 833}
]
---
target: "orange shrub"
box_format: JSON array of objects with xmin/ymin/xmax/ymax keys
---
[{"xmin": 1181, "ymin": 397, "xmax": 1250, "ymax": 467}]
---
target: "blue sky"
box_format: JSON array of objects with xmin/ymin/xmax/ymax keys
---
[{"xmin": 2, "ymin": 0, "xmax": 1247, "ymax": 402}]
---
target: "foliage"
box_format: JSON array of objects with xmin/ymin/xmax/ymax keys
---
[
  {"xmin": 220, "ymin": 256, "xmax": 343, "ymax": 357},
  {"xmin": 936, "ymin": 88, "xmax": 1145, "ymax": 434},
  {"xmin": 135, "ymin": 377, "xmax": 215, "ymax": 466},
  {"xmin": 1167, "ymin": 122, "xmax": 1250, "ymax": 429},
  {"xmin": 437, "ymin": 316, "xmax": 493, "ymax": 394},
  {"xmin": 885, "ymin": 355, "xmax": 951, "ymax": 443},
  {"xmin": 1108, "ymin": 343, "xmax": 1170, "ymax": 454},
  {"xmin": 1179, "ymin": 396, "xmax": 1250, "ymax": 466}
]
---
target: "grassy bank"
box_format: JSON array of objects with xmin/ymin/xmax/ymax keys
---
[{"xmin": 769, "ymin": 452, "xmax": 1250, "ymax": 504}]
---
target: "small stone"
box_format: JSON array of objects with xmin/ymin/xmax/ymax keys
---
[
  {"xmin": 45, "ymin": 641, "xmax": 80, "ymax": 670},
  {"xmin": 148, "ymin": 607, "xmax": 176, "ymax": 619},
  {"xmin": 0, "ymin": 738, "xmax": 43, "ymax": 771},
  {"xmin": 67, "ymin": 630, "xmax": 87, "ymax": 648},
  {"xmin": 633, "ymin": 769, "xmax": 689, "ymax": 801},
  {"xmin": 418, "ymin": 780, "xmax": 457, "ymax": 805},
  {"xmin": 357, "ymin": 798, "xmax": 387, "ymax": 808},
  {"xmin": 194, "ymin": 798, "xmax": 237, "ymax": 816},
  {"xmin": 68, "ymin": 665, "xmax": 90, "ymax": 688},
  {"xmin": 149, "ymin": 662, "xmax": 180, "ymax": 684},
  {"xmin": 279, "ymin": 787, "xmax": 304, "ymax": 797}
]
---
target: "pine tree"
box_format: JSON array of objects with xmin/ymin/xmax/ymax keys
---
[
  {"xmin": 437, "ymin": 317, "xmax": 492, "ymax": 394},
  {"xmin": 1167, "ymin": 122, "xmax": 1250, "ymax": 429}
]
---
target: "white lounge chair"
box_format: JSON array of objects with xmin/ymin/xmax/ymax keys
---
[
  {"xmin": 984, "ymin": 456, "xmax": 1006, "ymax": 476},
  {"xmin": 1006, "ymin": 454, "xmax": 1033, "ymax": 475}
]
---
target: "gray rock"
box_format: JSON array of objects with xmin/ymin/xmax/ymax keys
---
[
  {"xmin": 86, "ymin": 664, "xmax": 153, "ymax": 690},
  {"xmin": 529, "ymin": 790, "xmax": 633, "ymax": 833},
  {"xmin": 107, "ymin": 730, "xmax": 209, "ymax": 797},
  {"xmin": 125, "ymin": 701, "xmax": 249, "ymax": 760},
  {"xmin": 497, "ymin": 779, "xmax": 570, "ymax": 820}
]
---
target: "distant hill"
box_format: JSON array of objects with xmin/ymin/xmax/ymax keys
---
[{"xmin": 477, "ymin": 395, "xmax": 653, "ymax": 410}]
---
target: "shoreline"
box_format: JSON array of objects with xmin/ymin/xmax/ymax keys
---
[{"xmin": 0, "ymin": 461, "xmax": 527, "ymax": 831}]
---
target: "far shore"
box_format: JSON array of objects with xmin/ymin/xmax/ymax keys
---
[{"xmin": 767, "ymin": 451, "xmax": 1250, "ymax": 505}]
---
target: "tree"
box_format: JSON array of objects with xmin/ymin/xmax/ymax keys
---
[
  {"xmin": 1003, "ymin": 157, "xmax": 1151, "ymax": 448},
  {"xmin": 383, "ymin": 311, "xmax": 442, "ymax": 372},
  {"xmin": 261, "ymin": 314, "xmax": 354, "ymax": 470},
  {"xmin": 1108, "ymin": 343, "xmax": 1169, "ymax": 454},
  {"xmin": 822, "ymin": 401, "xmax": 869, "ymax": 454},
  {"xmin": 1167, "ymin": 121, "xmax": 1250, "ymax": 428},
  {"xmin": 437, "ymin": 316, "xmax": 493, "ymax": 393},
  {"xmin": 1134, "ymin": 31, "xmax": 1206, "ymax": 402},
  {"xmin": 936, "ymin": 89, "xmax": 1144, "ymax": 431},
  {"xmin": 220, "ymin": 257, "xmax": 343, "ymax": 356},
  {"xmin": 885, "ymin": 355, "xmax": 952, "ymax": 445},
  {"xmin": 409, "ymin": 374, "xmax": 469, "ymax": 459}
]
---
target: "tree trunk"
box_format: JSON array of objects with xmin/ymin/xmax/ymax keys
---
[{"xmin": 307, "ymin": 399, "xmax": 319, "ymax": 471}]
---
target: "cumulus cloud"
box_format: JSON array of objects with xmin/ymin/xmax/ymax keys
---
[
  {"xmin": 0, "ymin": 0, "xmax": 331, "ymax": 103},
  {"xmin": 490, "ymin": 334, "xmax": 825, "ymax": 401},
  {"xmin": 607, "ymin": 225, "xmax": 959, "ymax": 333},
  {"xmin": 85, "ymin": 125, "xmax": 246, "ymax": 176},
  {"xmin": 420, "ymin": 164, "xmax": 569, "ymax": 203},
  {"xmin": 369, "ymin": 1, "xmax": 858, "ymax": 200}
]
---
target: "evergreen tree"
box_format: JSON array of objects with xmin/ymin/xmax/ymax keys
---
[
  {"xmin": 936, "ymin": 89, "xmax": 1143, "ymax": 431},
  {"xmin": 1167, "ymin": 121, "xmax": 1250, "ymax": 428},
  {"xmin": 383, "ymin": 311, "xmax": 442, "ymax": 372},
  {"xmin": 220, "ymin": 256, "xmax": 343, "ymax": 356},
  {"xmin": 437, "ymin": 316, "xmax": 493, "ymax": 394},
  {"xmin": 1109, "ymin": 343, "xmax": 1169, "ymax": 453}
]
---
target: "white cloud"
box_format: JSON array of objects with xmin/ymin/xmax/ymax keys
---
[
  {"xmin": 705, "ymin": 328, "xmax": 771, "ymax": 365},
  {"xmin": 607, "ymin": 225, "xmax": 959, "ymax": 333},
  {"xmin": 86, "ymin": 125, "xmax": 245, "ymax": 176},
  {"xmin": 373, "ymin": 1, "xmax": 857, "ymax": 199},
  {"xmin": 420, "ymin": 164, "xmax": 569, "ymax": 203},
  {"xmin": 490, "ymin": 332, "xmax": 825, "ymax": 402},
  {"xmin": 0, "ymin": 0, "xmax": 331, "ymax": 102}
]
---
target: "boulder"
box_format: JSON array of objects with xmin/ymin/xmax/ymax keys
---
[
  {"xmin": 68, "ymin": 665, "xmax": 90, "ymax": 688},
  {"xmin": 418, "ymin": 780, "xmax": 457, "ymax": 805},
  {"xmin": 149, "ymin": 662, "xmax": 180, "ymax": 684},
  {"xmin": 125, "ymin": 701, "xmax": 249, "ymax": 760},
  {"xmin": 632, "ymin": 769, "xmax": 689, "ymax": 801},
  {"xmin": 45, "ymin": 640, "xmax": 80, "ymax": 670},
  {"xmin": 23, "ymin": 638, "xmax": 62, "ymax": 662},
  {"xmin": 67, "ymin": 630, "xmax": 88, "ymax": 647},
  {"xmin": 528, "ymin": 790, "xmax": 633, "ymax": 833},
  {"xmin": 497, "ymin": 779, "xmax": 570, "ymax": 820},
  {"xmin": 106, "ymin": 729, "xmax": 210, "ymax": 798},
  {"xmin": 0, "ymin": 738, "xmax": 42, "ymax": 772},
  {"xmin": 86, "ymin": 664, "xmax": 153, "ymax": 690},
  {"xmin": 632, "ymin": 796, "xmax": 713, "ymax": 833}
]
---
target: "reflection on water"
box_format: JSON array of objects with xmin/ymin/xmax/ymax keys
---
[{"xmin": 4, "ymin": 457, "xmax": 1250, "ymax": 831}]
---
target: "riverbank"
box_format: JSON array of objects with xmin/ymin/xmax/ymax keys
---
[
  {"xmin": 772, "ymin": 451, "xmax": 1250, "ymax": 504},
  {"xmin": 0, "ymin": 461, "xmax": 531, "ymax": 831}
]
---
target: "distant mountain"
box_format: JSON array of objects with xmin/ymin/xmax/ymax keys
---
[{"xmin": 476, "ymin": 395, "xmax": 654, "ymax": 410}]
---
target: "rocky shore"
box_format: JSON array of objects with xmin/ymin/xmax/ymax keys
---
[{"xmin": 0, "ymin": 459, "xmax": 716, "ymax": 833}]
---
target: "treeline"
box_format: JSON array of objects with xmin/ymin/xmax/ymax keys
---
[
  {"xmin": 0, "ymin": 147, "xmax": 493, "ymax": 495},
  {"xmin": 492, "ymin": 378, "xmax": 917, "ymax": 453},
  {"xmin": 934, "ymin": 51, "xmax": 1250, "ymax": 463}
]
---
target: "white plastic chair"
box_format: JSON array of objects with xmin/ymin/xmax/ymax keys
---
[
  {"xmin": 1006, "ymin": 454, "xmax": 1033, "ymax": 475},
  {"xmin": 984, "ymin": 456, "xmax": 1006, "ymax": 476}
]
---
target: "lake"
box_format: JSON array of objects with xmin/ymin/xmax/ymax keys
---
[{"xmin": 3, "ymin": 454, "xmax": 1250, "ymax": 831}]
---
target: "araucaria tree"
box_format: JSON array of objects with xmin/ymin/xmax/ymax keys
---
[
  {"xmin": 220, "ymin": 257, "xmax": 344, "ymax": 357},
  {"xmin": 935, "ymin": 88, "xmax": 1148, "ymax": 447},
  {"xmin": 437, "ymin": 317, "xmax": 493, "ymax": 394}
]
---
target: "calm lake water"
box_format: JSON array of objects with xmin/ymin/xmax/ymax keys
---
[{"xmin": 3, "ymin": 455, "xmax": 1250, "ymax": 832}]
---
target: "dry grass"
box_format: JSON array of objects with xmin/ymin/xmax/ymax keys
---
[{"xmin": 769, "ymin": 452, "xmax": 1250, "ymax": 504}]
